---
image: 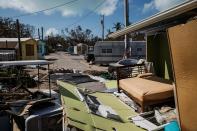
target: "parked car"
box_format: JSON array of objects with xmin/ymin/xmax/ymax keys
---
[
  {"xmin": 108, "ymin": 59, "xmax": 138, "ymax": 72},
  {"xmin": 84, "ymin": 51, "xmax": 95, "ymax": 62}
]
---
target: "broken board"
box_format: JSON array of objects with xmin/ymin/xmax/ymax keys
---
[
  {"xmin": 167, "ymin": 19, "xmax": 197, "ymax": 130},
  {"xmin": 57, "ymin": 80, "xmax": 145, "ymax": 131}
]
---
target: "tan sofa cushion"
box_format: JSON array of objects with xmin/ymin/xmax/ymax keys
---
[
  {"xmin": 119, "ymin": 77, "xmax": 174, "ymax": 102},
  {"xmin": 137, "ymin": 73, "xmax": 154, "ymax": 78}
]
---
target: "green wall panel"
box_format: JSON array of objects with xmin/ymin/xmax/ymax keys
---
[{"xmin": 147, "ymin": 33, "xmax": 173, "ymax": 80}]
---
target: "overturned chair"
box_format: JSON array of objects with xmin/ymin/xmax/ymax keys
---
[{"xmin": 116, "ymin": 63, "xmax": 174, "ymax": 112}]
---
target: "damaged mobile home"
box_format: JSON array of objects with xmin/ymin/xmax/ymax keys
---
[
  {"xmin": 109, "ymin": 0, "xmax": 197, "ymax": 130},
  {"xmin": 94, "ymin": 41, "xmax": 146, "ymax": 64}
]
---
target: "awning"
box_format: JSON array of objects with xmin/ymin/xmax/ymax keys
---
[
  {"xmin": 0, "ymin": 60, "xmax": 53, "ymax": 66},
  {"xmin": 108, "ymin": 0, "xmax": 197, "ymax": 38}
]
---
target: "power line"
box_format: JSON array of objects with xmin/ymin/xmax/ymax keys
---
[
  {"xmin": 11, "ymin": 0, "xmax": 79, "ymax": 18},
  {"xmin": 66, "ymin": 0, "xmax": 105, "ymax": 28},
  {"xmin": 9, "ymin": 0, "xmax": 105, "ymax": 36}
]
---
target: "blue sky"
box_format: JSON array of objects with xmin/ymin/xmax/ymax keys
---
[{"xmin": 0, "ymin": 0, "xmax": 186, "ymax": 38}]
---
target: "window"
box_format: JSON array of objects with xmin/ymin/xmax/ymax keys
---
[
  {"xmin": 102, "ymin": 49, "xmax": 106, "ymax": 53},
  {"xmin": 137, "ymin": 48, "xmax": 142, "ymax": 52},
  {"xmin": 102, "ymin": 49, "xmax": 112, "ymax": 53},
  {"xmin": 107, "ymin": 49, "xmax": 112, "ymax": 53},
  {"xmin": 26, "ymin": 44, "xmax": 34, "ymax": 56}
]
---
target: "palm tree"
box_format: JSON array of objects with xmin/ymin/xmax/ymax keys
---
[
  {"xmin": 113, "ymin": 22, "xmax": 123, "ymax": 31},
  {"xmin": 107, "ymin": 29, "xmax": 112, "ymax": 34},
  {"xmin": 106, "ymin": 29, "xmax": 113, "ymax": 39}
]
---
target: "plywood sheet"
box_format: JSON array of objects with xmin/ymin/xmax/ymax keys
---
[{"xmin": 168, "ymin": 19, "xmax": 197, "ymax": 130}]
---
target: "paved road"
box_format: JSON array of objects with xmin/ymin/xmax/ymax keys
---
[{"xmin": 45, "ymin": 52, "xmax": 107, "ymax": 72}]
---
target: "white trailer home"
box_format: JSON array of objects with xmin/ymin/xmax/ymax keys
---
[{"xmin": 94, "ymin": 41, "xmax": 146, "ymax": 64}]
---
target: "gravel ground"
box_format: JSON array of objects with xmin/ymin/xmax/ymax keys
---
[
  {"xmin": 44, "ymin": 51, "xmax": 108, "ymax": 72},
  {"xmin": 31, "ymin": 52, "xmax": 108, "ymax": 91}
]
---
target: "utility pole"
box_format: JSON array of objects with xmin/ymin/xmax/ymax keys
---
[
  {"xmin": 41, "ymin": 27, "xmax": 44, "ymax": 40},
  {"xmin": 47, "ymin": 35, "xmax": 50, "ymax": 54},
  {"xmin": 124, "ymin": 0, "xmax": 129, "ymax": 58},
  {"xmin": 101, "ymin": 15, "xmax": 104, "ymax": 41},
  {"xmin": 16, "ymin": 19, "xmax": 22, "ymax": 60},
  {"xmin": 38, "ymin": 28, "xmax": 40, "ymax": 39}
]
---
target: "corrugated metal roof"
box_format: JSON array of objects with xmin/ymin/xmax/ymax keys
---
[
  {"xmin": 109, "ymin": 0, "xmax": 197, "ymax": 38},
  {"xmin": 0, "ymin": 38, "xmax": 32, "ymax": 42}
]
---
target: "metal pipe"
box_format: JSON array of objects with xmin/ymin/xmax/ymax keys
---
[
  {"xmin": 16, "ymin": 19, "xmax": 22, "ymax": 60},
  {"xmin": 48, "ymin": 64, "xmax": 51, "ymax": 97},
  {"xmin": 41, "ymin": 27, "xmax": 44, "ymax": 41},
  {"xmin": 38, "ymin": 28, "xmax": 40, "ymax": 39},
  {"xmin": 5, "ymin": 40, "xmax": 7, "ymax": 48},
  {"xmin": 37, "ymin": 64, "xmax": 40, "ymax": 89},
  {"xmin": 124, "ymin": 0, "xmax": 130, "ymax": 58},
  {"xmin": 101, "ymin": 15, "xmax": 104, "ymax": 41}
]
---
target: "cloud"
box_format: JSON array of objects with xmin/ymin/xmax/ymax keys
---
[
  {"xmin": 97, "ymin": 0, "xmax": 118, "ymax": 16},
  {"xmin": 0, "ymin": 0, "xmax": 119, "ymax": 17},
  {"xmin": 142, "ymin": 0, "xmax": 186, "ymax": 13},
  {"xmin": 142, "ymin": 1, "xmax": 154, "ymax": 13},
  {"xmin": 45, "ymin": 28, "xmax": 59, "ymax": 36}
]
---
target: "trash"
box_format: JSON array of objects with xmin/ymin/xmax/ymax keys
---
[
  {"xmin": 114, "ymin": 92, "xmax": 139, "ymax": 111},
  {"xmin": 131, "ymin": 114, "xmax": 159, "ymax": 130},
  {"xmin": 130, "ymin": 111, "xmax": 169, "ymax": 131},
  {"xmin": 0, "ymin": 60, "xmax": 62, "ymax": 131},
  {"xmin": 83, "ymin": 70, "xmax": 107, "ymax": 76},
  {"xmin": 98, "ymin": 105, "xmax": 121, "ymax": 121},
  {"xmin": 50, "ymin": 68, "xmax": 73, "ymax": 74},
  {"xmin": 0, "ymin": 89, "xmax": 62, "ymax": 131},
  {"xmin": 73, "ymin": 69, "xmax": 80, "ymax": 73},
  {"xmin": 50, "ymin": 73, "xmax": 97, "ymax": 84},
  {"xmin": 155, "ymin": 110, "xmax": 165, "ymax": 124},
  {"xmin": 130, "ymin": 106, "xmax": 176, "ymax": 131},
  {"xmin": 155, "ymin": 107, "xmax": 177, "ymax": 124}
]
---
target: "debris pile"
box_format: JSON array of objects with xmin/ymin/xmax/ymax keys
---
[
  {"xmin": 50, "ymin": 68, "xmax": 73, "ymax": 74},
  {"xmin": 50, "ymin": 73, "xmax": 96, "ymax": 84},
  {"xmin": 83, "ymin": 70, "xmax": 107, "ymax": 76},
  {"xmin": 0, "ymin": 83, "xmax": 58, "ymax": 130},
  {"xmin": 0, "ymin": 60, "xmax": 62, "ymax": 131},
  {"xmin": 83, "ymin": 70, "xmax": 114, "ymax": 79},
  {"xmin": 130, "ymin": 107, "xmax": 177, "ymax": 131},
  {"xmin": 0, "ymin": 68, "xmax": 36, "ymax": 89}
]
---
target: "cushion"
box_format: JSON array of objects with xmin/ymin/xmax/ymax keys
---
[
  {"xmin": 119, "ymin": 77, "xmax": 174, "ymax": 102},
  {"xmin": 137, "ymin": 73, "xmax": 154, "ymax": 78}
]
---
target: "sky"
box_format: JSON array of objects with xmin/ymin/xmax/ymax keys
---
[{"xmin": 0, "ymin": 0, "xmax": 186, "ymax": 38}]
